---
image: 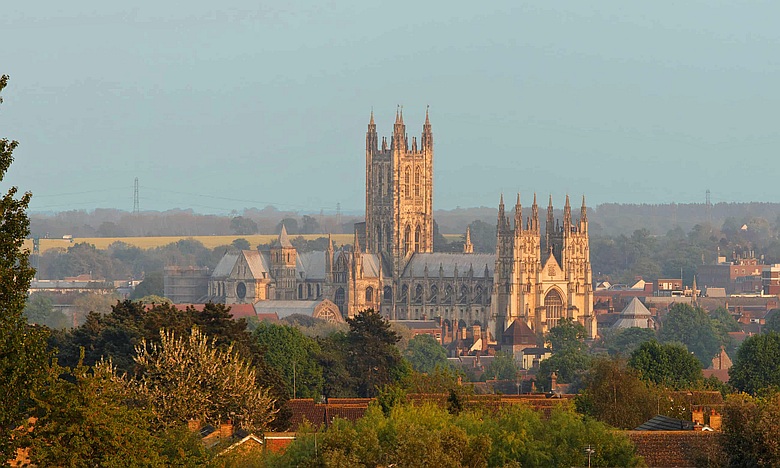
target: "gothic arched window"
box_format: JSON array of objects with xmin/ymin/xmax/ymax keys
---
[
  {"xmin": 544, "ymin": 289, "xmax": 564, "ymax": 328},
  {"xmin": 404, "ymin": 225, "xmax": 412, "ymax": 253},
  {"xmin": 384, "ymin": 286, "xmax": 393, "ymax": 301},
  {"xmin": 334, "ymin": 287, "xmax": 346, "ymax": 312},
  {"xmin": 404, "ymin": 167, "xmax": 411, "ymax": 198},
  {"xmin": 414, "ymin": 284, "xmax": 424, "ymax": 304},
  {"xmin": 414, "ymin": 225, "xmax": 421, "ymax": 252},
  {"xmin": 414, "ymin": 166, "xmax": 421, "ymax": 198},
  {"xmin": 429, "ymin": 284, "xmax": 438, "ymax": 303},
  {"xmin": 365, "ymin": 286, "xmax": 374, "ymax": 303}
]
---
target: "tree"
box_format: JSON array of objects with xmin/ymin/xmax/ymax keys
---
[
  {"xmin": 546, "ymin": 318, "xmax": 587, "ymax": 354},
  {"xmin": 0, "ymin": 74, "xmax": 51, "ymax": 459},
  {"xmin": 763, "ymin": 310, "xmax": 780, "ymax": 334},
  {"xmin": 275, "ymin": 402, "xmax": 642, "ymax": 467},
  {"xmin": 231, "ymin": 237, "xmax": 251, "ymax": 250},
  {"xmin": 466, "ymin": 220, "xmax": 496, "ymax": 253},
  {"xmin": 24, "ymin": 293, "xmax": 69, "ymax": 329},
  {"xmin": 275, "ymin": 218, "xmax": 299, "ymax": 235},
  {"xmin": 134, "ymin": 327, "xmax": 277, "ymax": 431},
  {"xmin": 483, "ymin": 351, "xmax": 519, "ymax": 381},
  {"xmin": 538, "ymin": 318, "xmax": 591, "ymax": 387},
  {"xmin": 723, "ymin": 392, "xmax": 780, "ymax": 467},
  {"xmin": 729, "ymin": 332, "xmax": 780, "ymax": 395},
  {"xmin": 404, "ymin": 334, "xmax": 448, "ymax": 373},
  {"xmin": 576, "ymin": 358, "xmax": 658, "ymax": 430},
  {"xmin": 129, "ymin": 270, "xmax": 164, "ymax": 299},
  {"xmin": 300, "ymin": 215, "xmax": 321, "ymax": 234},
  {"xmin": 70, "ymin": 292, "xmax": 119, "ymax": 326},
  {"xmin": 659, "ymin": 303, "xmax": 720, "ymax": 366},
  {"xmin": 628, "ymin": 341, "xmax": 702, "ymax": 390},
  {"xmin": 230, "ymin": 216, "xmax": 259, "ymax": 235},
  {"xmin": 253, "ymin": 323, "xmax": 323, "ymax": 398},
  {"xmin": 603, "ymin": 327, "xmax": 656, "ymax": 356},
  {"xmin": 346, "ymin": 309, "xmax": 406, "ymax": 397},
  {"xmin": 26, "ymin": 359, "xmax": 211, "ymax": 466}
]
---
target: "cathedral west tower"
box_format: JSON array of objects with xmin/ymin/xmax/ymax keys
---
[{"xmin": 365, "ymin": 107, "xmax": 434, "ymax": 278}]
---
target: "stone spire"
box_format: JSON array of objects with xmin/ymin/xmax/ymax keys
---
[
  {"xmin": 531, "ymin": 192, "xmax": 539, "ymax": 232},
  {"xmin": 463, "ymin": 227, "xmax": 474, "ymax": 254},
  {"xmin": 563, "ymin": 194, "xmax": 571, "ymax": 233},
  {"xmin": 278, "ymin": 224, "xmax": 293, "ymax": 248}
]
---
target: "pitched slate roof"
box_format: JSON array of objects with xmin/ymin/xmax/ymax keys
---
[
  {"xmin": 401, "ymin": 253, "xmax": 494, "ymax": 278},
  {"xmin": 612, "ymin": 297, "xmax": 653, "ymax": 329},
  {"xmin": 297, "ymin": 251, "xmax": 327, "ymax": 280},
  {"xmin": 635, "ymin": 415, "xmax": 694, "ymax": 431},
  {"xmin": 243, "ymin": 250, "xmax": 271, "ymax": 277},
  {"xmin": 253, "ymin": 301, "xmax": 320, "ymax": 318},
  {"xmin": 211, "ymin": 251, "xmax": 240, "ymax": 277}
]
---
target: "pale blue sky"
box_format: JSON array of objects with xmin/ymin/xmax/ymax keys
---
[{"xmin": 1, "ymin": 1, "xmax": 778, "ymax": 214}]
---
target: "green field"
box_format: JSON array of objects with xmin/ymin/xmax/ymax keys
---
[{"xmin": 25, "ymin": 234, "xmax": 356, "ymax": 253}]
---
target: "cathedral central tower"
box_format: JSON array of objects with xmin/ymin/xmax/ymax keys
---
[{"xmin": 365, "ymin": 107, "xmax": 434, "ymax": 277}]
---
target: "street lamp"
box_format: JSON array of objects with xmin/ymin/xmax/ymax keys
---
[{"xmin": 584, "ymin": 445, "xmax": 595, "ymax": 468}]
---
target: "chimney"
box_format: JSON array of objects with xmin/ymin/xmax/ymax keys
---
[
  {"xmin": 550, "ymin": 372, "xmax": 557, "ymax": 392},
  {"xmin": 461, "ymin": 327, "xmax": 467, "ymax": 340},
  {"xmin": 692, "ymin": 407, "xmax": 704, "ymax": 425},
  {"xmin": 220, "ymin": 421, "xmax": 234, "ymax": 439},
  {"xmin": 472, "ymin": 324, "xmax": 481, "ymax": 341},
  {"xmin": 709, "ymin": 410, "xmax": 722, "ymax": 431},
  {"xmin": 187, "ymin": 419, "xmax": 202, "ymax": 432}
]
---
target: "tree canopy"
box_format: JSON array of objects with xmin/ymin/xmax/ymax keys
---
[
  {"xmin": 253, "ymin": 322, "xmax": 324, "ymax": 399},
  {"xmin": 274, "ymin": 402, "xmax": 642, "ymax": 468},
  {"xmin": 729, "ymin": 332, "xmax": 780, "ymax": 395},
  {"xmin": 658, "ymin": 303, "xmax": 720, "ymax": 366},
  {"xmin": 404, "ymin": 334, "xmax": 448, "ymax": 374},
  {"xmin": 628, "ymin": 340, "xmax": 702, "ymax": 390},
  {"xmin": 345, "ymin": 309, "xmax": 407, "ymax": 397},
  {"xmin": 0, "ymin": 74, "xmax": 51, "ymax": 459},
  {"xmin": 133, "ymin": 327, "xmax": 277, "ymax": 431}
]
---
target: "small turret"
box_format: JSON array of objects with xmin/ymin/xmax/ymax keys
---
[
  {"xmin": 546, "ymin": 194, "xmax": 555, "ymax": 240},
  {"xmin": 514, "ymin": 193, "xmax": 522, "ymax": 231},
  {"xmin": 563, "ymin": 194, "xmax": 571, "ymax": 234},
  {"xmin": 531, "ymin": 192, "xmax": 539, "ymax": 232},
  {"xmin": 421, "ymin": 105, "xmax": 433, "ymax": 150},
  {"xmin": 497, "ymin": 193, "xmax": 506, "ymax": 231},
  {"xmin": 579, "ymin": 195, "xmax": 587, "ymax": 233}
]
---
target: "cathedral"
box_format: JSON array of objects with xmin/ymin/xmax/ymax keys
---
[{"xmin": 199, "ymin": 108, "xmax": 596, "ymax": 341}]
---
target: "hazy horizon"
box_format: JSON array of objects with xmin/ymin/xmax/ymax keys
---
[{"xmin": 2, "ymin": 1, "xmax": 779, "ymax": 215}]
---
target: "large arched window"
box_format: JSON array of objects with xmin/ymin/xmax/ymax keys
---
[
  {"xmin": 404, "ymin": 225, "xmax": 412, "ymax": 253},
  {"xmin": 444, "ymin": 285, "xmax": 453, "ymax": 303},
  {"xmin": 365, "ymin": 286, "xmax": 374, "ymax": 303},
  {"xmin": 383, "ymin": 286, "xmax": 393, "ymax": 301},
  {"xmin": 414, "ymin": 166, "xmax": 421, "ymax": 198},
  {"xmin": 401, "ymin": 284, "xmax": 409, "ymax": 302},
  {"xmin": 458, "ymin": 285, "xmax": 469, "ymax": 304},
  {"xmin": 414, "ymin": 284, "xmax": 424, "ymax": 304},
  {"xmin": 414, "ymin": 225, "xmax": 421, "ymax": 252},
  {"xmin": 404, "ymin": 167, "xmax": 411, "ymax": 198},
  {"xmin": 377, "ymin": 169, "xmax": 383, "ymax": 197},
  {"xmin": 544, "ymin": 289, "xmax": 564, "ymax": 328},
  {"xmin": 335, "ymin": 287, "xmax": 346, "ymax": 313},
  {"xmin": 429, "ymin": 284, "xmax": 438, "ymax": 303}
]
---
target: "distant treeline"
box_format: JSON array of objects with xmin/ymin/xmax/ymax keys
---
[{"xmin": 30, "ymin": 202, "xmax": 780, "ymax": 239}]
